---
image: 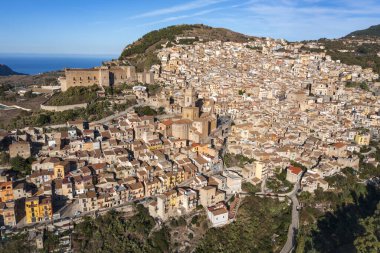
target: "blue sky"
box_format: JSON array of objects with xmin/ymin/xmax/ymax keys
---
[{"xmin": 1, "ymin": 0, "xmax": 379, "ymax": 56}]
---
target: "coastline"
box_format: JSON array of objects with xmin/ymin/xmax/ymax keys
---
[{"xmin": 0, "ymin": 54, "xmax": 116, "ymax": 75}]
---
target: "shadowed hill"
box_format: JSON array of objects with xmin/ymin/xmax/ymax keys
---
[{"xmin": 0, "ymin": 64, "xmax": 25, "ymax": 76}]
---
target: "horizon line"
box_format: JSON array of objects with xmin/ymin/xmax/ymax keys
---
[{"xmin": 0, "ymin": 52, "xmax": 119, "ymax": 58}]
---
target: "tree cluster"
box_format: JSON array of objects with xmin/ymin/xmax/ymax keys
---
[
  {"xmin": 46, "ymin": 85, "xmax": 100, "ymax": 106},
  {"xmin": 72, "ymin": 205, "xmax": 171, "ymax": 253}
]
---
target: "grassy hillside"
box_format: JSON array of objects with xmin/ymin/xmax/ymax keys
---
[{"xmin": 119, "ymin": 24, "xmax": 251, "ymax": 71}]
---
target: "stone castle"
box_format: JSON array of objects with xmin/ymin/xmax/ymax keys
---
[{"xmin": 58, "ymin": 66, "xmax": 154, "ymax": 91}]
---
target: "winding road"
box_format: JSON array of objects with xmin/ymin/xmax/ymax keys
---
[
  {"xmin": 280, "ymin": 179, "xmax": 301, "ymax": 253},
  {"xmin": 254, "ymin": 175, "xmax": 301, "ymax": 253},
  {"xmin": 45, "ymin": 103, "xmax": 141, "ymax": 129}
]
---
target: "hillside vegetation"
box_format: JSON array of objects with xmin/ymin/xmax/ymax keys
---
[
  {"xmin": 317, "ymin": 38, "xmax": 380, "ymax": 75},
  {"xmin": 346, "ymin": 24, "xmax": 380, "ymax": 37},
  {"xmin": 119, "ymin": 24, "xmax": 251, "ymax": 71},
  {"xmin": 46, "ymin": 85, "xmax": 99, "ymax": 106},
  {"xmin": 4, "ymin": 99, "xmax": 136, "ymax": 129},
  {"xmin": 72, "ymin": 206, "xmax": 171, "ymax": 253},
  {"xmin": 196, "ymin": 195, "xmax": 291, "ymax": 253}
]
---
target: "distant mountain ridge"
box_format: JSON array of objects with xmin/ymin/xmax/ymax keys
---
[
  {"xmin": 0, "ymin": 64, "xmax": 25, "ymax": 76},
  {"xmin": 346, "ymin": 24, "xmax": 380, "ymax": 37}
]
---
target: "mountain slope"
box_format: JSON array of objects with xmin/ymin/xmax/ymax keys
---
[
  {"xmin": 346, "ymin": 24, "xmax": 380, "ymax": 37},
  {"xmin": 0, "ymin": 64, "xmax": 25, "ymax": 76},
  {"xmin": 118, "ymin": 24, "xmax": 252, "ymax": 71}
]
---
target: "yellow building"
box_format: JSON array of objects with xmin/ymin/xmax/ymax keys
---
[
  {"xmin": 165, "ymin": 190, "xmax": 178, "ymax": 208},
  {"xmin": 176, "ymin": 171, "xmax": 185, "ymax": 184},
  {"xmin": 192, "ymin": 144, "xmax": 218, "ymax": 157},
  {"xmin": 354, "ymin": 134, "xmax": 370, "ymax": 146},
  {"xmin": 53, "ymin": 161, "xmax": 70, "ymax": 179},
  {"xmin": 25, "ymin": 196, "xmax": 53, "ymax": 224},
  {"xmin": 150, "ymin": 189, "xmax": 179, "ymax": 221},
  {"xmin": 166, "ymin": 172, "xmax": 177, "ymax": 188},
  {"xmin": 147, "ymin": 139, "xmax": 163, "ymax": 151}
]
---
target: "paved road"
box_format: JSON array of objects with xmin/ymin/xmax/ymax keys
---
[
  {"xmin": 45, "ymin": 103, "xmax": 141, "ymax": 129},
  {"xmin": 90, "ymin": 104, "xmax": 138, "ymax": 125},
  {"xmin": 254, "ymin": 177, "xmax": 301, "ymax": 253},
  {"xmin": 280, "ymin": 180, "xmax": 301, "ymax": 253}
]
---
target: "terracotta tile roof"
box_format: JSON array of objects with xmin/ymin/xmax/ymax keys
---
[{"xmin": 289, "ymin": 166, "xmax": 303, "ymax": 175}]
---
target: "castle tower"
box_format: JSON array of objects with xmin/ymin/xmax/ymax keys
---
[{"xmin": 184, "ymin": 86, "xmax": 196, "ymax": 107}]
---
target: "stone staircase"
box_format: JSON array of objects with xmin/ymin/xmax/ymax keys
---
[{"xmin": 228, "ymin": 194, "xmax": 241, "ymax": 220}]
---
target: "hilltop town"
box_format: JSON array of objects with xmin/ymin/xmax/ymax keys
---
[{"xmin": 0, "ymin": 25, "xmax": 380, "ymax": 252}]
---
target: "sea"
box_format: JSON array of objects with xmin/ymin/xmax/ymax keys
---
[{"xmin": 0, "ymin": 54, "xmax": 117, "ymax": 75}]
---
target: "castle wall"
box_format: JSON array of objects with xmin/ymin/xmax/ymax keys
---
[
  {"xmin": 99, "ymin": 68, "xmax": 110, "ymax": 87},
  {"xmin": 63, "ymin": 69, "xmax": 101, "ymax": 91},
  {"xmin": 61, "ymin": 66, "xmax": 140, "ymax": 91},
  {"xmin": 137, "ymin": 71, "xmax": 155, "ymax": 84}
]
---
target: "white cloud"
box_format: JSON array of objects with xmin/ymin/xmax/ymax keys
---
[
  {"xmin": 132, "ymin": 0, "xmax": 228, "ymax": 19},
  {"xmin": 140, "ymin": 6, "xmax": 228, "ymax": 26}
]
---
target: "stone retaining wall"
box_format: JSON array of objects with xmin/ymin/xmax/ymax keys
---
[{"xmin": 40, "ymin": 103, "xmax": 87, "ymax": 112}]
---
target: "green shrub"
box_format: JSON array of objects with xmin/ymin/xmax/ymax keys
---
[{"xmin": 191, "ymin": 215, "xmax": 199, "ymax": 225}]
